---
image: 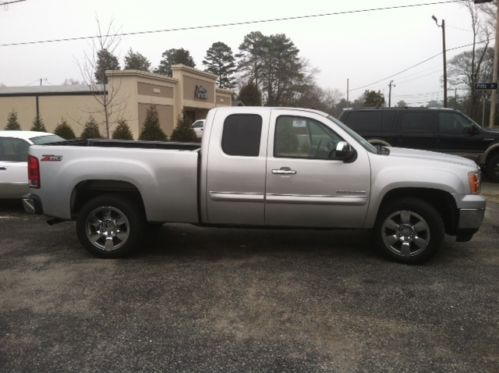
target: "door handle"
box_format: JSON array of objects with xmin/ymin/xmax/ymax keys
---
[
  {"xmin": 272, "ymin": 167, "xmax": 297, "ymax": 175},
  {"xmin": 0, "ymin": 167, "xmax": 6, "ymax": 171}
]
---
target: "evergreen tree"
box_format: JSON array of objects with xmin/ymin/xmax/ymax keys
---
[
  {"xmin": 154, "ymin": 48, "xmax": 195, "ymax": 76},
  {"xmin": 5, "ymin": 111, "xmax": 21, "ymax": 130},
  {"xmin": 31, "ymin": 116, "xmax": 46, "ymax": 132},
  {"xmin": 112, "ymin": 119, "xmax": 134, "ymax": 140},
  {"xmin": 95, "ymin": 48, "xmax": 120, "ymax": 84},
  {"xmin": 54, "ymin": 120, "xmax": 76, "ymax": 139},
  {"xmin": 202, "ymin": 42, "xmax": 236, "ymax": 88},
  {"xmin": 81, "ymin": 117, "xmax": 102, "ymax": 139},
  {"xmin": 124, "ymin": 49, "xmax": 151, "ymax": 71},
  {"xmin": 238, "ymin": 82, "xmax": 262, "ymax": 106},
  {"xmin": 170, "ymin": 116, "xmax": 198, "ymax": 142},
  {"xmin": 139, "ymin": 106, "xmax": 167, "ymax": 141}
]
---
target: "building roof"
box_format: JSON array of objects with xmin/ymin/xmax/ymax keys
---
[{"xmin": 0, "ymin": 84, "xmax": 105, "ymax": 97}]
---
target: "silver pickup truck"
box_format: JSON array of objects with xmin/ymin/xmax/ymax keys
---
[{"xmin": 23, "ymin": 107, "xmax": 486, "ymax": 263}]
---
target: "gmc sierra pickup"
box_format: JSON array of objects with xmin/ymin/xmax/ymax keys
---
[{"xmin": 23, "ymin": 107, "xmax": 486, "ymax": 263}]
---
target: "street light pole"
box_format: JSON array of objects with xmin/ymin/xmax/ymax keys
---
[
  {"xmin": 388, "ymin": 80, "xmax": 395, "ymax": 107},
  {"xmin": 433, "ymin": 16, "xmax": 448, "ymax": 108}
]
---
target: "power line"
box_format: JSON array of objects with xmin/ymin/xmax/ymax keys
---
[
  {"xmin": 0, "ymin": 0, "xmax": 466, "ymax": 47},
  {"xmin": 0, "ymin": 0, "xmax": 26, "ymax": 5},
  {"xmin": 351, "ymin": 37, "xmax": 494, "ymax": 92}
]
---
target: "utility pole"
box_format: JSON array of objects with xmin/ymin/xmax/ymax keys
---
[
  {"xmin": 432, "ymin": 16, "xmax": 448, "ymax": 108},
  {"xmin": 347, "ymin": 78, "xmax": 350, "ymax": 104},
  {"xmin": 388, "ymin": 80, "xmax": 395, "ymax": 107},
  {"xmin": 489, "ymin": 2, "xmax": 498, "ymax": 128}
]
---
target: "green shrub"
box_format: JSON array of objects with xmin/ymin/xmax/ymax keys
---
[
  {"xmin": 112, "ymin": 119, "xmax": 134, "ymax": 140},
  {"xmin": 139, "ymin": 106, "xmax": 167, "ymax": 141},
  {"xmin": 31, "ymin": 116, "xmax": 46, "ymax": 132},
  {"xmin": 81, "ymin": 117, "xmax": 102, "ymax": 139},
  {"xmin": 54, "ymin": 120, "xmax": 76, "ymax": 139},
  {"xmin": 5, "ymin": 111, "xmax": 21, "ymax": 130},
  {"xmin": 170, "ymin": 115, "xmax": 198, "ymax": 142}
]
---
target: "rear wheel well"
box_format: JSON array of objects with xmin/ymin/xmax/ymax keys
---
[
  {"xmin": 377, "ymin": 188, "xmax": 458, "ymax": 235},
  {"xmin": 71, "ymin": 180, "xmax": 146, "ymax": 219}
]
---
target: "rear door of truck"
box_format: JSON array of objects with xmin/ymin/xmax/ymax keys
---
[{"xmin": 204, "ymin": 109, "xmax": 270, "ymax": 225}]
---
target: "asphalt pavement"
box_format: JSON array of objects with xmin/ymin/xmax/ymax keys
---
[{"xmin": 0, "ymin": 186, "xmax": 498, "ymax": 372}]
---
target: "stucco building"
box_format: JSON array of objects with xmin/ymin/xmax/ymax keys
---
[{"xmin": 0, "ymin": 64, "xmax": 233, "ymax": 139}]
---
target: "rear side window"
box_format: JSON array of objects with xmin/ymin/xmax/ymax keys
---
[
  {"xmin": 400, "ymin": 112, "xmax": 435, "ymax": 133},
  {"xmin": 0, "ymin": 138, "xmax": 30, "ymax": 162},
  {"xmin": 382, "ymin": 111, "xmax": 397, "ymax": 131},
  {"xmin": 222, "ymin": 114, "xmax": 262, "ymax": 156},
  {"xmin": 344, "ymin": 111, "xmax": 382, "ymax": 132}
]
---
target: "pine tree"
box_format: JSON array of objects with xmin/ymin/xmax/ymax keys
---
[
  {"xmin": 139, "ymin": 106, "xmax": 167, "ymax": 141},
  {"xmin": 95, "ymin": 48, "xmax": 120, "ymax": 84},
  {"xmin": 112, "ymin": 119, "xmax": 134, "ymax": 140},
  {"xmin": 154, "ymin": 48, "xmax": 195, "ymax": 76},
  {"xmin": 54, "ymin": 120, "xmax": 76, "ymax": 139},
  {"xmin": 5, "ymin": 111, "xmax": 21, "ymax": 130},
  {"xmin": 31, "ymin": 116, "xmax": 46, "ymax": 132},
  {"xmin": 124, "ymin": 49, "xmax": 151, "ymax": 71},
  {"xmin": 81, "ymin": 117, "xmax": 102, "ymax": 139},
  {"xmin": 239, "ymin": 82, "xmax": 262, "ymax": 106},
  {"xmin": 170, "ymin": 116, "xmax": 198, "ymax": 142},
  {"xmin": 203, "ymin": 42, "xmax": 236, "ymax": 89}
]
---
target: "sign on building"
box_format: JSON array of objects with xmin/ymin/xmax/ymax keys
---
[{"xmin": 195, "ymin": 85, "xmax": 208, "ymax": 100}]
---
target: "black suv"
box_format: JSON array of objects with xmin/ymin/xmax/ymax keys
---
[{"xmin": 339, "ymin": 107, "xmax": 499, "ymax": 181}]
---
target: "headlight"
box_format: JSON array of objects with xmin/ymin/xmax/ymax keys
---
[{"xmin": 468, "ymin": 171, "xmax": 481, "ymax": 194}]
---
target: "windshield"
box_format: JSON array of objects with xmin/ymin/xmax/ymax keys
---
[
  {"xmin": 30, "ymin": 134, "xmax": 65, "ymax": 145},
  {"xmin": 326, "ymin": 115, "xmax": 378, "ymax": 154}
]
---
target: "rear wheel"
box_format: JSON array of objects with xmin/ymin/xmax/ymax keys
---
[
  {"xmin": 486, "ymin": 154, "xmax": 499, "ymax": 182},
  {"xmin": 76, "ymin": 194, "xmax": 145, "ymax": 258},
  {"xmin": 374, "ymin": 198, "xmax": 444, "ymax": 264}
]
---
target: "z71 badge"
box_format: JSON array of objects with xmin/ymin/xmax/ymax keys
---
[{"xmin": 41, "ymin": 154, "xmax": 63, "ymax": 162}]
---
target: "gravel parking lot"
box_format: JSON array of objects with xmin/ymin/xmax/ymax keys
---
[{"xmin": 1, "ymin": 184, "xmax": 499, "ymax": 372}]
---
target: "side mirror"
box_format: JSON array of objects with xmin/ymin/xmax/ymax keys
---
[
  {"xmin": 467, "ymin": 125, "xmax": 479, "ymax": 136},
  {"xmin": 335, "ymin": 141, "xmax": 356, "ymax": 162}
]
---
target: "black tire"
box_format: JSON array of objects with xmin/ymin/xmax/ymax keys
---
[
  {"xmin": 485, "ymin": 154, "xmax": 499, "ymax": 183},
  {"xmin": 76, "ymin": 194, "xmax": 145, "ymax": 258},
  {"xmin": 374, "ymin": 198, "xmax": 445, "ymax": 264}
]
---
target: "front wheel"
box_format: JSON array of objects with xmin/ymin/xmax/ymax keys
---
[
  {"xmin": 76, "ymin": 194, "xmax": 145, "ymax": 258},
  {"xmin": 374, "ymin": 198, "xmax": 445, "ymax": 264}
]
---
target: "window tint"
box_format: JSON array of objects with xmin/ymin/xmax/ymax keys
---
[
  {"xmin": 382, "ymin": 111, "xmax": 397, "ymax": 131},
  {"xmin": 30, "ymin": 134, "xmax": 64, "ymax": 145},
  {"xmin": 0, "ymin": 138, "xmax": 30, "ymax": 162},
  {"xmin": 344, "ymin": 111, "xmax": 382, "ymax": 132},
  {"xmin": 400, "ymin": 112, "xmax": 435, "ymax": 133},
  {"xmin": 222, "ymin": 114, "xmax": 262, "ymax": 156},
  {"xmin": 438, "ymin": 112, "xmax": 473, "ymax": 134},
  {"xmin": 274, "ymin": 116, "xmax": 343, "ymax": 159}
]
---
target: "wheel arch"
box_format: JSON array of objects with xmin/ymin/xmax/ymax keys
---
[
  {"xmin": 374, "ymin": 187, "xmax": 458, "ymax": 235},
  {"xmin": 368, "ymin": 138, "xmax": 391, "ymax": 147},
  {"xmin": 70, "ymin": 180, "xmax": 147, "ymax": 220}
]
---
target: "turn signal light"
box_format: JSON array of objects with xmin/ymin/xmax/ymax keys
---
[
  {"xmin": 28, "ymin": 155, "xmax": 40, "ymax": 188},
  {"xmin": 468, "ymin": 171, "xmax": 480, "ymax": 194}
]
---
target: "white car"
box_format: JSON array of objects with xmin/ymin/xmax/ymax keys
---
[
  {"xmin": 0, "ymin": 131, "xmax": 64, "ymax": 199},
  {"xmin": 192, "ymin": 119, "xmax": 205, "ymax": 139}
]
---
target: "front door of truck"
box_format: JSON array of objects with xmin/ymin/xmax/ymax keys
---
[
  {"xmin": 265, "ymin": 111, "xmax": 371, "ymax": 228},
  {"xmin": 205, "ymin": 110, "xmax": 269, "ymax": 225}
]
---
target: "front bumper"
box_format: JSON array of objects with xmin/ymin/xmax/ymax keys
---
[
  {"xmin": 22, "ymin": 194, "xmax": 43, "ymax": 215},
  {"xmin": 455, "ymin": 194, "xmax": 486, "ymax": 242},
  {"xmin": 457, "ymin": 208, "xmax": 485, "ymax": 230}
]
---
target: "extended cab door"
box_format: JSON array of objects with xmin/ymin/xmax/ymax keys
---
[
  {"xmin": 265, "ymin": 110, "xmax": 371, "ymax": 228},
  {"xmin": 204, "ymin": 109, "xmax": 269, "ymax": 225}
]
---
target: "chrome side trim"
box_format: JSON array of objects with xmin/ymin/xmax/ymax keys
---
[
  {"xmin": 266, "ymin": 193, "xmax": 367, "ymax": 205},
  {"xmin": 336, "ymin": 190, "xmax": 368, "ymax": 196},
  {"xmin": 209, "ymin": 191, "xmax": 264, "ymax": 202}
]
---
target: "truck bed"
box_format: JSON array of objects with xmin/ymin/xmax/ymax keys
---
[{"xmin": 50, "ymin": 139, "xmax": 201, "ymax": 151}]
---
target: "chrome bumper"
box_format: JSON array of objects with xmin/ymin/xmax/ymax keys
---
[{"xmin": 457, "ymin": 208, "xmax": 485, "ymax": 230}]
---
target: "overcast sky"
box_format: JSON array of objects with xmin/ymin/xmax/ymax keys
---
[{"xmin": 0, "ymin": 0, "xmax": 490, "ymax": 105}]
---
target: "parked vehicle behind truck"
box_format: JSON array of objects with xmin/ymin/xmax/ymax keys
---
[{"xmin": 23, "ymin": 107, "xmax": 486, "ymax": 263}]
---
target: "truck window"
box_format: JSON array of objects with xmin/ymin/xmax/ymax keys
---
[
  {"xmin": 0, "ymin": 138, "xmax": 30, "ymax": 162},
  {"xmin": 400, "ymin": 112, "xmax": 435, "ymax": 133},
  {"xmin": 274, "ymin": 116, "xmax": 342, "ymax": 160},
  {"xmin": 221, "ymin": 114, "xmax": 262, "ymax": 156},
  {"xmin": 438, "ymin": 112, "xmax": 473, "ymax": 134},
  {"xmin": 344, "ymin": 111, "xmax": 382, "ymax": 132}
]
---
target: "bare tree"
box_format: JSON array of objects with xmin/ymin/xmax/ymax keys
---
[{"xmin": 78, "ymin": 19, "xmax": 125, "ymax": 138}]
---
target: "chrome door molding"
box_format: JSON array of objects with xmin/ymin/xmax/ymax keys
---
[
  {"xmin": 266, "ymin": 193, "xmax": 367, "ymax": 205},
  {"xmin": 209, "ymin": 191, "xmax": 264, "ymax": 202}
]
